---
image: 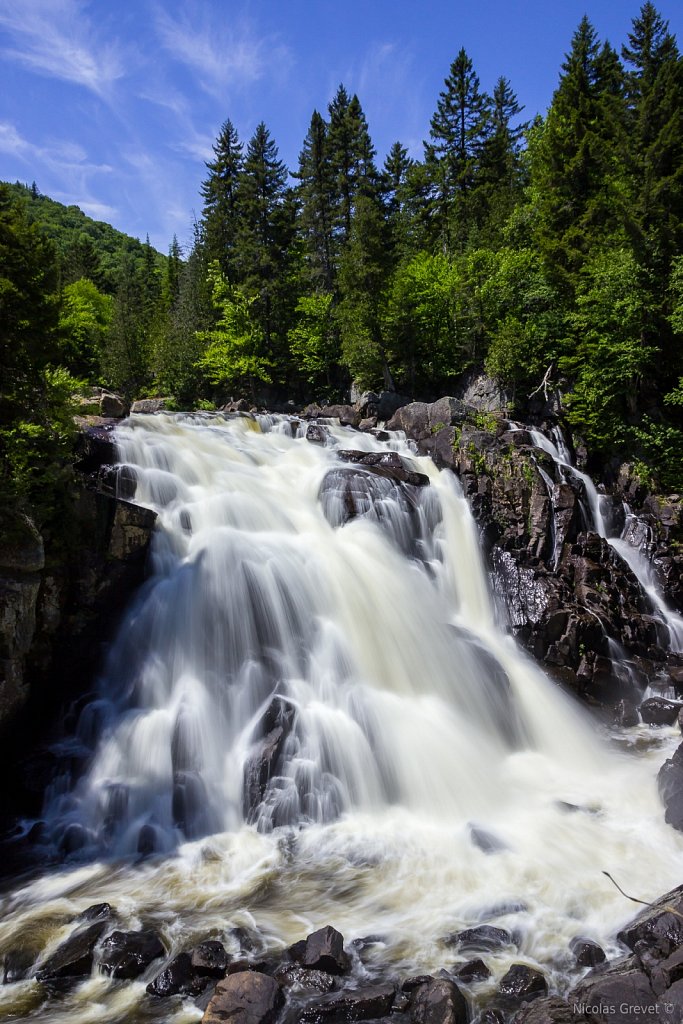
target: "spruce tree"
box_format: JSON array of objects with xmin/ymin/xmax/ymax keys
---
[
  {"xmin": 234, "ymin": 122, "xmax": 294, "ymax": 357},
  {"xmin": 425, "ymin": 48, "xmax": 491, "ymax": 251},
  {"xmin": 201, "ymin": 119, "xmax": 243, "ymax": 281},
  {"xmin": 327, "ymin": 86, "xmax": 378, "ymax": 253},
  {"xmin": 296, "ymin": 110, "xmax": 335, "ymax": 291}
]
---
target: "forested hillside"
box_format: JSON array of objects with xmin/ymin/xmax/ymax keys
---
[{"xmin": 2, "ymin": 1, "xmax": 683, "ymax": 525}]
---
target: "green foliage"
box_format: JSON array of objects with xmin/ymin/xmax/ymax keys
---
[
  {"xmin": 196, "ymin": 264, "xmax": 272, "ymax": 399},
  {"xmin": 288, "ymin": 292, "xmax": 337, "ymax": 391},
  {"xmin": 560, "ymin": 249, "xmax": 650, "ymax": 450},
  {"xmin": 59, "ymin": 278, "xmax": 114, "ymax": 377}
]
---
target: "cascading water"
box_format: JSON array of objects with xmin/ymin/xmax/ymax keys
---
[
  {"xmin": 1, "ymin": 412, "xmax": 682, "ymax": 1024},
  {"xmin": 530, "ymin": 427, "xmax": 683, "ymax": 653}
]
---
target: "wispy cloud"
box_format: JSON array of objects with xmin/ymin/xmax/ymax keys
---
[
  {"xmin": 154, "ymin": 3, "xmax": 290, "ymax": 100},
  {"xmin": 0, "ymin": 120, "xmax": 117, "ymax": 217},
  {"xmin": 348, "ymin": 41, "xmax": 424, "ymax": 158},
  {"xmin": 0, "ymin": 0, "xmax": 124, "ymax": 97}
]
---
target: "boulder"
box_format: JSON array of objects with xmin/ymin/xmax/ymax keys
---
[
  {"xmin": 410, "ymin": 978, "xmax": 469, "ymax": 1024},
  {"xmin": 498, "ymin": 964, "xmax": 548, "ymax": 1004},
  {"xmin": 658, "ymin": 749, "xmax": 683, "ymax": 833},
  {"xmin": 617, "ymin": 884, "xmax": 683, "ymax": 955},
  {"xmin": 147, "ymin": 951, "xmax": 209, "ymax": 997},
  {"xmin": 298, "ymin": 983, "xmax": 395, "ymax": 1021},
  {"xmin": 614, "ymin": 701, "xmax": 640, "ymax": 728},
  {"xmin": 191, "ymin": 940, "xmax": 230, "ymax": 978},
  {"xmin": 3, "ymin": 949, "xmax": 35, "ymax": 984},
  {"xmin": 202, "ymin": 970, "xmax": 284, "ymax": 1024},
  {"xmin": 306, "ymin": 424, "xmax": 329, "ymax": 445},
  {"xmin": 569, "ymin": 937, "xmax": 606, "ymax": 968},
  {"xmin": 320, "ymin": 405, "xmax": 361, "ymax": 429},
  {"xmin": 130, "ymin": 398, "xmax": 172, "ymax": 414},
  {"xmin": 640, "ymin": 698, "xmax": 682, "ymax": 726},
  {"xmin": 455, "ymin": 958, "xmax": 490, "ymax": 982},
  {"xmin": 336, "ymin": 450, "xmax": 429, "ymax": 487},
  {"xmin": 512, "ymin": 997, "xmax": 588, "ymax": 1023},
  {"xmin": 570, "ymin": 960, "xmax": 657, "ymax": 1024},
  {"xmin": 98, "ymin": 929, "xmax": 165, "ymax": 979},
  {"xmin": 99, "ymin": 391, "xmax": 127, "ymax": 417},
  {"xmin": 445, "ymin": 925, "xmax": 513, "ymax": 952},
  {"xmin": 274, "ymin": 964, "xmax": 337, "ymax": 993},
  {"xmin": 36, "ymin": 919, "xmax": 109, "ymax": 984},
  {"xmin": 302, "ymin": 926, "xmax": 351, "ymax": 975}
]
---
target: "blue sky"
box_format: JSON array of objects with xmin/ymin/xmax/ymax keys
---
[{"xmin": 1, "ymin": 0, "xmax": 682, "ymax": 254}]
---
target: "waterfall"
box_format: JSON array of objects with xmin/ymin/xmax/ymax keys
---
[
  {"xmin": 530, "ymin": 427, "xmax": 683, "ymax": 653},
  {"xmin": 2, "ymin": 411, "xmax": 682, "ymax": 1024},
  {"xmin": 45, "ymin": 412, "xmax": 602, "ymax": 856}
]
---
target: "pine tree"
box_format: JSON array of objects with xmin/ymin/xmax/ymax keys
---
[{"xmin": 201, "ymin": 119, "xmax": 243, "ymax": 281}]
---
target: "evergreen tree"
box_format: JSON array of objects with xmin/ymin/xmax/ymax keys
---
[
  {"xmin": 234, "ymin": 122, "xmax": 294, "ymax": 359},
  {"xmin": 476, "ymin": 77, "xmax": 526, "ymax": 243},
  {"xmin": 201, "ymin": 119, "xmax": 243, "ymax": 281},
  {"xmin": 530, "ymin": 19, "xmax": 629, "ymax": 297},
  {"xmin": 381, "ymin": 141, "xmax": 415, "ymax": 256},
  {"xmin": 425, "ymin": 48, "xmax": 491, "ymax": 250},
  {"xmin": 622, "ymin": 3, "xmax": 683, "ymax": 383},
  {"xmin": 327, "ymin": 86, "xmax": 379, "ymax": 252},
  {"xmin": 296, "ymin": 110, "xmax": 335, "ymax": 291}
]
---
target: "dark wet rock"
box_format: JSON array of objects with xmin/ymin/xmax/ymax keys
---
[
  {"xmin": 36, "ymin": 920, "xmax": 109, "ymax": 984},
  {"xmin": 286, "ymin": 939, "xmax": 308, "ymax": 964},
  {"xmin": 498, "ymin": 964, "xmax": 548, "ymax": 1004},
  {"xmin": 649, "ymin": 946, "xmax": 683, "ymax": 995},
  {"xmin": 410, "ymin": 977, "xmax": 468, "ymax": 1024},
  {"xmin": 614, "ymin": 700, "xmax": 640, "ymax": 728},
  {"xmin": 473, "ymin": 1011, "xmax": 505, "ymax": 1024},
  {"xmin": 243, "ymin": 697, "xmax": 296, "ymax": 820},
  {"xmin": 137, "ymin": 823, "xmax": 157, "ymax": 856},
  {"xmin": 570, "ymin": 937, "xmax": 606, "ymax": 968},
  {"xmin": 99, "ymin": 928, "xmax": 165, "ymax": 980},
  {"xmin": 336, "ymin": 450, "xmax": 429, "ymax": 487},
  {"xmin": 302, "ymin": 926, "xmax": 351, "ymax": 975},
  {"xmin": 455, "ymin": 959, "xmax": 490, "ymax": 982},
  {"xmin": 191, "ymin": 940, "xmax": 229, "ymax": 978},
  {"xmin": 202, "ymin": 970, "xmax": 284, "ymax": 1024},
  {"xmin": 77, "ymin": 903, "xmax": 113, "ymax": 923},
  {"xmin": 445, "ymin": 925, "xmax": 513, "ymax": 952},
  {"xmin": 274, "ymin": 965, "xmax": 338, "ymax": 993},
  {"xmin": 147, "ymin": 951, "xmax": 210, "ymax": 997},
  {"xmin": 469, "ymin": 825, "xmax": 508, "ymax": 854},
  {"xmin": 298, "ymin": 983, "xmax": 395, "ymax": 1021},
  {"xmin": 306, "ymin": 424, "xmax": 329, "ymax": 445},
  {"xmin": 58, "ymin": 822, "xmax": 89, "ymax": 856},
  {"xmin": 658, "ymin": 749, "xmax": 683, "ymax": 833},
  {"xmin": 3, "ymin": 949, "xmax": 34, "ymax": 984},
  {"xmin": 512, "ymin": 996, "xmax": 588, "ymax": 1023},
  {"xmin": 570, "ymin": 960, "xmax": 657, "ymax": 1023},
  {"xmin": 402, "ymin": 975, "xmax": 435, "ymax": 992},
  {"xmin": 640, "ymin": 697, "xmax": 682, "ymax": 726}
]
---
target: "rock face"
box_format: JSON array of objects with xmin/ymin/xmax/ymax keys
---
[
  {"xmin": 410, "ymin": 978, "xmax": 469, "ymax": 1024},
  {"xmin": 0, "ymin": 513, "xmax": 44, "ymax": 725},
  {"xmin": 0, "ymin": 422, "xmax": 157, "ymax": 824},
  {"xmin": 386, "ymin": 397, "xmax": 682, "ymax": 702},
  {"xmin": 99, "ymin": 929, "xmax": 165, "ymax": 979}
]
